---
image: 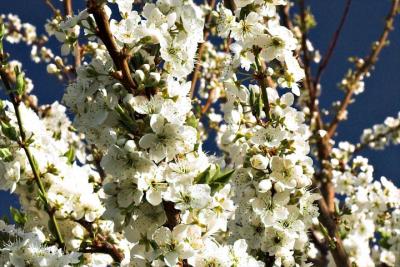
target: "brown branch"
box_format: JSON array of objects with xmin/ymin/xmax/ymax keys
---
[
  {"xmin": 87, "ymin": 0, "xmax": 137, "ymax": 94},
  {"xmin": 299, "ymin": 0, "xmax": 316, "ymax": 114},
  {"xmin": 63, "ymin": 0, "xmax": 73, "ymax": 16},
  {"xmin": 318, "ymin": 198, "xmax": 351, "ymax": 267},
  {"xmin": 223, "ymin": 0, "xmax": 236, "ymax": 12},
  {"xmin": 189, "ymin": 0, "xmax": 216, "ymax": 98},
  {"xmin": 200, "ymin": 88, "xmax": 215, "ymax": 114},
  {"xmin": 326, "ymin": 0, "xmax": 399, "ymax": 139},
  {"xmin": 162, "ymin": 201, "xmax": 181, "ymax": 230},
  {"xmin": 314, "ymin": 0, "xmax": 352, "ymax": 87},
  {"xmin": 298, "ymin": 0, "xmax": 324, "ymax": 133},
  {"xmin": 44, "ymin": 0, "xmax": 61, "ymax": 16},
  {"xmin": 280, "ymin": 4, "xmax": 293, "ymax": 30},
  {"xmin": 76, "ymin": 219, "xmax": 124, "ymax": 263}
]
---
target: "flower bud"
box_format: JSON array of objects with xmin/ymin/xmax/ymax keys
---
[
  {"xmin": 134, "ymin": 70, "xmax": 145, "ymax": 83},
  {"xmin": 46, "ymin": 63, "xmax": 58, "ymax": 74}
]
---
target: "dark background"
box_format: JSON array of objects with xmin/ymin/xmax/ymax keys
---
[{"xmin": 0, "ymin": 0, "xmax": 399, "ymax": 216}]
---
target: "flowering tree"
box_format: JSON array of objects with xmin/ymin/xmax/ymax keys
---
[{"xmin": 0, "ymin": 0, "xmax": 399, "ymax": 266}]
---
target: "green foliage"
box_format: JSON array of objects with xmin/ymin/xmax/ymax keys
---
[
  {"xmin": 10, "ymin": 206, "xmax": 27, "ymax": 227},
  {"xmin": 1, "ymin": 121, "xmax": 19, "ymax": 141},
  {"xmin": 63, "ymin": 146, "xmax": 76, "ymax": 165},
  {"xmin": 195, "ymin": 164, "xmax": 235, "ymax": 194},
  {"xmin": 0, "ymin": 147, "xmax": 13, "ymax": 162}
]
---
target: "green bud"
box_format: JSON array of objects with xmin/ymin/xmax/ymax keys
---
[
  {"xmin": 14, "ymin": 66, "xmax": 26, "ymax": 96},
  {"xmin": 0, "ymin": 147, "xmax": 13, "ymax": 162}
]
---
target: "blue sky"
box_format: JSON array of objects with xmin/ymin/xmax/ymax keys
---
[{"xmin": 1, "ymin": 0, "xmax": 399, "ymax": 215}]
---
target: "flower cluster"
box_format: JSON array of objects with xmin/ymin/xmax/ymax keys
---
[
  {"xmin": 330, "ymin": 153, "xmax": 400, "ymax": 267},
  {"xmin": 61, "ymin": 0, "xmax": 260, "ymax": 265},
  {"xmin": 215, "ymin": 0, "xmax": 304, "ymax": 95},
  {"xmin": 0, "ymin": 220, "xmax": 81, "ymax": 266},
  {"xmin": 359, "ymin": 112, "xmax": 400, "ymax": 150},
  {"xmin": 1, "ymin": 0, "xmax": 399, "ymax": 266}
]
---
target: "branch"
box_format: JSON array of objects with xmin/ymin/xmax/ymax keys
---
[
  {"xmin": 223, "ymin": 0, "xmax": 236, "ymax": 12},
  {"xmin": 162, "ymin": 201, "xmax": 181, "ymax": 230},
  {"xmin": 0, "ymin": 67, "xmax": 65, "ymax": 249},
  {"xmin": 44, "ymin": 0, "xmax": 61, "ymax": 16},
  {"xmin": 326, "ymin": 0, "xmax": 399, "ymax": 139},
  {"xmin": 76, "ymin": 219, "xmax": 124, "ymax": 263},
  {"xmin": 63, "ymin": 0, "xmax": 72, "ymax": 17},
  {"xmin": 280, "ymin": 3, "xmax": 293, "ymax": 30},
  {"xmin": 354, "ymin": 123, "xmax": 400, "ymax": 153},
  {"xmin": 189, "ymin": 0, "xmax": 216, "ymax": 98},
  {"xmin": 87, "ymin": 0, "xmax": 137, "ymax": 94},
  {"xmin": 298, "ymin": 0, "xmax": 321, "ymax": 125},
  {"xmin": 314, "ymin": 0, "xmax": 352, "ymax": 87},
  {"xmin": 318, "ymin": 198, "xmax": 351, "ymax": 267}
]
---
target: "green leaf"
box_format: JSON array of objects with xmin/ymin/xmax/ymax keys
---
[
  {"xmin": 195, "ymin": 164, "xmax": 235, "ymax": 195},
  {"xmin": 1, "ymin": 121, "xmax": 19, "ymax": 141},
  {"xmin": 194, "ymin": 165, "xmax": 212, "ymax": 184},
  {"xmin": 0, "ymin": 147, "xmax": 13, "ymax": 162},
  {"xmin": 10, "ymin": 206, "xmax": 27, "ymax": 226},
  {"xmin": 63, "ymin": 146, "xmax": 75, "ymax": 165},
  {"xmin": 209, "ymin": 169, "xmax": 235, "ymax": 194},
  {"xmin": 186, "ymin": 115, "xmax": 199, "ymax": 129}
]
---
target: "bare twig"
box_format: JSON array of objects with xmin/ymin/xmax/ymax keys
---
[
  {"xmin": 280, "ymin": 4, "xmax": 293, "ymax": 30},
  {"xmin": 44, "ymin": 0, "xmax": 61, "ymax": 16},
  {"xmin": 87, "ymin": 0, "xmax": 137, "ymax": 94},
  {"xmin": 298, "ymin": 0, "xmax": 324, "ymax": 133},
  {"xmin": 314, "ymin": 0, "xmax": 352, "ymax": 87},
  {"xmin": 326, "ymin": 0, "xmax": 399, "ymax": 139}
]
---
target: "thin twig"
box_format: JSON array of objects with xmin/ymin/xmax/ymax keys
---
[
  {"xmin": 75, "ymin": 219, "xmax": 124, "ymax": 262},
  {"xmin": 63, "ymin": 0, "xmax": 73, "ymax": 17},
  {"xmin": 298, "ymin": 0, "xmax": 324, "ymax": 132},
  {"xmin": 314, "ymin": 0, "xmax": 352, "ymax": 87},
  {"xmin": 280, "ymin": 4, "xmax": 293, "ymax": 30},
  {"xmin": 354, "ymin": 124, "xmax": 400, "ymax": 153},
  {"xmin": 0, "ymin": 67, "xmax": 65, "ymax": 249},
  {"xmin": 189, "ymin": 0, "xmax": 216, "ymax": 98},
  {"xmin": 326, "ymin": 0, "xmax": 399, "ymax": 139},
  {"xmin": 44, "ymin": 0, "xmax": 61, "ymax": 16}
]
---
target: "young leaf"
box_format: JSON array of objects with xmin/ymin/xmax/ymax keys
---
[
  {"xmin": 10, "ymin": 206, "xmax": 27, "ymax": 226},
  {"xmin": 209, "ymin": 169, "xmax": 235, "ymax": 194},
  {"xmin": 0, "ymin": 147, "xmax": 13, "ymax": 162},
  {"xmin": 63, "ymin": 146, "xmax": 75, "ymax": 165},
  {"xmin": 1, "ymin": 121, "xmax": 19, "ymax": 141}
]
